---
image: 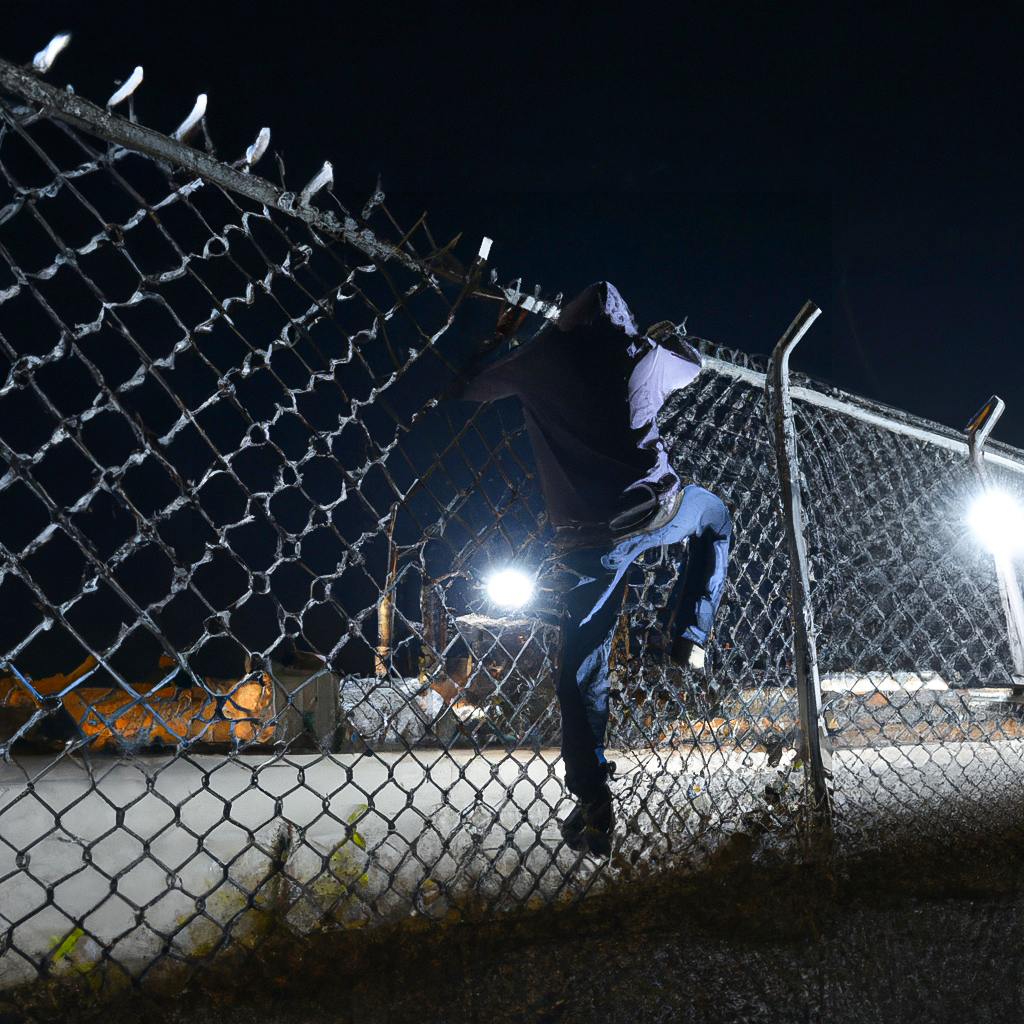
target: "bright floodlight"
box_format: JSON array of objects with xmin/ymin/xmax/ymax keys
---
[
  {"xmin": 486, "ymin": 569, "xmax": 533, "ymax": 609},
  {"xmin": 968, "ymin": 490, "xmax": 1024, "ymax": 557}
]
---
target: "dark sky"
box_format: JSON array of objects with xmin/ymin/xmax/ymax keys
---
[{"xmin": 7, "ymin": 2, "xmax": 1024, "ymax": 446}]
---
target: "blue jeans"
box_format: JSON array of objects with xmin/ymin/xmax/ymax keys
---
[{"xmin": 557, "ymin": 485, "xmax": 732, "ymax": 802}]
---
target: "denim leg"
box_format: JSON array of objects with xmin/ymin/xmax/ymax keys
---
[
  {"xmin": 557, "ymin": 487, "xmax": 731, "ymax": 800},
  {"xmin": 672, "ymin": 519, "xmax": 732, "ymax": 646},
  {"xmin": 557, "ymin": 550, "xmax": 627, "ymax": 803},
  {"xmin": 584, "ymin": 485, "xmax": 732, "ymax": 647}
]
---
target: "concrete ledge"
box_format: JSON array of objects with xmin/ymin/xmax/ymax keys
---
[{"xmin": 820, "ymin": 671, "xmax": 949, "ymax": 693}]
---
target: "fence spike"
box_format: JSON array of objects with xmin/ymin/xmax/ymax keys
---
[
  {"xmin": 32, "ymin": 33, "xmax": 72, "ymax": 74},
  {"xmin": 244, "ymin": 127, "xmax": 271, "ymax": 169},
  {"xmin": 362, "ymin": 175, "xmax": 386, "ymax": 220},
  {"xmin": 106, "ymin": 67, "xmax": 144, "ymax": 109},
  {"xmin": 299, "ymin": 161, "xmax": 333, "ymax": 206},
  {"xmin": 172, "ymin": 93, "xmax": 208, "ymax": 142}
]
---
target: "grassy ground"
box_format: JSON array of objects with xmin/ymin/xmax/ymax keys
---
[{"xmin": 6, "ymin": 815, "xmax": 1024, "ymax": 1024}]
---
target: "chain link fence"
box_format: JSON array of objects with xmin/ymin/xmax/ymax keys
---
[
  {"xmin": 1, "ymin": 47, "xmax": 1023, "ymax": 999},
  {"xmin": 789, "ymin": 387, "xmax": 1024, "ymax": 841}
]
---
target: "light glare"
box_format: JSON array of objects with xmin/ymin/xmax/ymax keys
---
[
  {"xmin": 486, "ymin": 569, "xmax": 533, "ymax": 609},
  {"xmin": 968, "ymin": 490, "xmax": 1024, "ymax": 557}
]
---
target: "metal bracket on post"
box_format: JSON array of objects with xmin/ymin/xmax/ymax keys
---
[
  {"xmin": 965, "ymin": 396, "xmax": 1024, "ymax": 688},
  {"xmin": 766, "ymin": 301, "xmax": 834, "ymax": 836}
]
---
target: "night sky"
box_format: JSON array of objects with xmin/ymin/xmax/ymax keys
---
[{"xmin": 7, "ymin": 3, "xmax": 1024, "ymax": 447}]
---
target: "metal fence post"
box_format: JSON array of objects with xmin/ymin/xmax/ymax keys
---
[
  {"xmin": 766, "ymin": 302, "xmax": 834, "ymax": 835},
  {"xmin": 966, "ymin": 396, "xmax": 1024, "ymax": 687}
]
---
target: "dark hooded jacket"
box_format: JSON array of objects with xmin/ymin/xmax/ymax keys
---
[{"xmin": 457, "ymin": 282, "xmax": 701, "ymax": 548}]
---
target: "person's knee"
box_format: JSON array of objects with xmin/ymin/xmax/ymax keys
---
[
  {"xmin": 682, "ymin": 485, "xmax": 725, "ymax": 528},
  {"xmin": 701, "ymin": 491, "xmax": 731, "ymax": 541}
]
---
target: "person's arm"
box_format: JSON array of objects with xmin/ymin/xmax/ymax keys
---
[
  {"xmin": 611, "ymin": 332, "xmax": 703, "ymax": 530},
  {"xmin": 446, "ymin": 305, "xmax": 533, "ymax": 402},
  {"xmin": 452, "ymin": 344, "xmax": 526, "ymax": 402},
  {"xmin": 450, "ymin": 281, "xmax": 633, "ymax": 402},
  {"xmin": 627, "ymin": 343, "xmax": 701, "ymax": 432}
]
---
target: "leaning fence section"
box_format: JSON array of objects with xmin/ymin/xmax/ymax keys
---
[
  {"xmin": 0, "ymin": 55, "xmax": 806, "ymax": 993},
  {"xmin": 2, "ymin": 44, "xmax": 1024, "ymax": 1000}
]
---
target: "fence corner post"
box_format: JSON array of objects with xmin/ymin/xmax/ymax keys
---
[{"xmin": 765, "ymin": 301, "xmax": 834, "ymax": 842}]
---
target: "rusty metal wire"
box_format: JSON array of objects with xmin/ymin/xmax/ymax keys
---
[{"xmin": 2, "ymin": 54, "xmax": 1024, "ymax": 1000}]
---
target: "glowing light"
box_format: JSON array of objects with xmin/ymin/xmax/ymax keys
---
[
  {"xmin": 968, "ymin": 490, "xmax": 1024, "ymax": 557},
  {"xmin": 486, "ymin": 569, "xmax": 533, "ymax": 609}
]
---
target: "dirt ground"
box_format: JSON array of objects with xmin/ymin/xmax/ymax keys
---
[{"xmin": 6, "ymin": 817, "xmax": 1024, "ymax": 1024}]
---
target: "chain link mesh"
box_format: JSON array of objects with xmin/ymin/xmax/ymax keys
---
[
  {"xmin": 1, "ymin": 65, "xmax": 1023, "ymax": 999},
  {"xmin": 791, "ymin": 390, "xmax": 1024, "ymax": 843}
]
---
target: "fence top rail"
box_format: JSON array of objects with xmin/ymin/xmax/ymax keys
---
[
  {"xmin": 706, "ymin": 355, "xmax": 1024, "ymax": 477},
  {"xmin": 0, "ymin": 54, "xmax": 561, "ymax": 319}
]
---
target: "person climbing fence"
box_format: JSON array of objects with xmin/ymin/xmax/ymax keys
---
[{"xmin": 453, "ymin": 281, "xmax": 732, "ymax": 855}]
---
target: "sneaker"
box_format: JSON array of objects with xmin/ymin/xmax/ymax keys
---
[
  {"xmin": 560, "ymin": 783, "xmax": 614, "ymax": 857},
  {"xmin": 670, "ymin": 637, "xmax": 705, "ymax": 669}
]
